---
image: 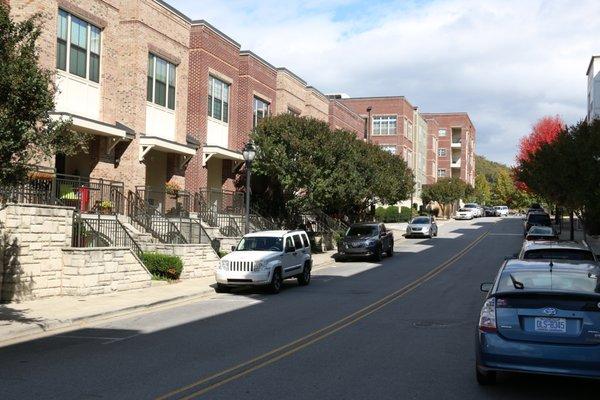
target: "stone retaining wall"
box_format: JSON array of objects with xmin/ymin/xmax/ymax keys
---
[
  {"xmin": 141, "ymin": 243, "xmax": 219, "ymax": 279},
  {"xmin": 0, "ymin": 203, "xmax": 73, "ymax": 302},
  {"xmin": 62, "ymin": 247, "xmax": 151, "ymax": 296}
]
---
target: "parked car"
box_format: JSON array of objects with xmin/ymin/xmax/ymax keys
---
[
  {"xmin": 406, "ymin": 216, "xmax": 438, "ymax": 238},
  {"xmin": 337, "ymin": 223, "xmax": 394, "ymax": 262},
  {"xmin": 483, "ymin": 206, "xmax": 496, "ymax": 217},
  {"xmin": 523, "ymin": 211, "xmax": 552, "ymax": 236},
  {"xmin": 518, "ymin": 240, "xmax": 597, "ymax": 262},
  {"xmin": 455, "ymin": 208, "xmax": 475, "ymax": 220},
  {"xmin": 463, "ymin": 203, "xmax": 483, "ymax": 217},
  {"xmin": 493, "ymin": 205, "xmax": 509, "ymax": 217},
  {"xmin": 476, "ymin": 259, "xmax": 600, "ymax": 384},
  {"xmin": 525, "ymin": 226, "xmax": 559, "ymax": 242},
  {"xmin": 215, "ymin": 230, "xmax": 312, "ymax": 294}
]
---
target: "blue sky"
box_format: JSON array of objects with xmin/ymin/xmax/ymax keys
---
[{"xmin": 169, "ymin": 0, "xmax": 598, "ymax": 165}]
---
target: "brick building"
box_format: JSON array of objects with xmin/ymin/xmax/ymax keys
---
[
  {"xmin": 9, "ymin": 0, "xmax": 197, "ymax": 212},
  {"xmin": 425, "ymin": 117, "xmax": 440, "ymax": 185},
  {"xmin": 328, "ymin": 99, "xmax": 365, "ymax": 138},
  {"xmin": 421, "ymin": 113, "xmax": 476, "ymax": 186}
]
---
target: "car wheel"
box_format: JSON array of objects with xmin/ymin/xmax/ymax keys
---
[
  {"xmin": 386, "ymin": 244, "xmax": 393, "ymax": 257},
  {"xmin": 373, "ymin": 245, "xmax": 383, "ymax": 262},
  {"xmin": 215, "ymin": 283, "xmax": 230, "ymax": 293},
  {"xmin": 268, "ymin": 269, "xmax": 283, "ymax": 294},
  {"xmin": 297, "ymin": 262, "xmax": 311, "ymax": 286},
  {"xmin": 476, "ymin": 367, "xmax": 496, "ymax": 385}
]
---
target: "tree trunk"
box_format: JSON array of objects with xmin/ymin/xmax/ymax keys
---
[{"xmin": 569, "ymin": 210, "xmax": 575, "ymax": 241}]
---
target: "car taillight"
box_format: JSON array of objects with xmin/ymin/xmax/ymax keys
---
[{"xmin": 478, "ymin": 298, "xmax": 497, "ymax": 333}]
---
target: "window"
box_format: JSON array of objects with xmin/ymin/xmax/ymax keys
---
[
  {"xmin": 147, "ymin": 54, "xmax": 176, "ymax": 110},
  {"xmin": 407, "ymin": 149, "xmax": 413, "ymax": 167},
  {"xmin": 301, "ymin": 234, "xmax": 309, "ymax": 248},
  {"xmin": 253, "ymin": 97, "xmax": 269, "ymax": 128},
  {"xmin": 438, "ymin": 129, "xmax": 447, "ymax": 136},
  {"xmin": 293, "ymin": 235, "xmax": 303, "ymax": 250},
  {"xmin": 407, "ymin": 121, "xmax": 413, "ymax": 139},
  {"xmin": 208, "ymin": 76, "xmax": 230, "ymax": 122},
  {"xmin": 287, "ymin": 107, "xmax": 300, "ymax": 116},
  {"xmin": 380, "ymin": 145, "xmax": 396, "ymax": 154},
  {"xmin": 437, "ymin": 169, "xmax": 447, "ymax": 178},
  {"xmin": 438, "ymin": 148, "xmax": 447, "ymax": 157},
  {"xmin": 56, "ymin": 10, "xmax": 101, "ymax": 83},
  {"xmin": 372, "ymin": 116, "xmax": 397, "ymax": 135}
]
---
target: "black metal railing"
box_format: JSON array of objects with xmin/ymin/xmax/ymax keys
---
[
  {"xmin": 135, "ymin": 186, "xmax": 192, "ymax": 217},
  {"xmin": 72, "ymin": 213, "xmax": 143, "ymax": 258},
  {"xmin": 173, "ymin": 217, "xmax": 212, "ymax": 245},
  {"xmin": 0, "ymin": 167, "xmax": 125, "ymax": 215},
  {"xmin": 127, "ymin": 190, "xmax": 187, "ymax": 244},
  {"xmin": 249, "ymin": 209, "xmax": 279, "ymax": 232},
  {"xmin": 195, "ymin": 189, "xmax": 245, "ymax": 217}
]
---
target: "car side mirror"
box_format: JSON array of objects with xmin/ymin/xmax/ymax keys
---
[
  {"xmin": 285, "ymin": 245, "xmax": 296, "ymax": 253},
  {"xmin": 480, "ymin": 283, "xmax": 493, "ymax": 292},
  {"xmin": 231, "ymin": 246, "xmax": 236, "ymax": 252}
]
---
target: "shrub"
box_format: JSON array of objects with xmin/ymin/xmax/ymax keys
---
[
  {"xmin": 399, "ymin": 206, "xmax": 413, "ymax": 222},
  {"xmin": 384, "ymin": 206, "xmax": 400, "ymax": 222},
  {"xmin": 141, "ymin": 252, "xmax": 183, "ymax": 280}
]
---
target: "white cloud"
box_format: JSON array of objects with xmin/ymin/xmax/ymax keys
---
[{"xmin": 168, "ymin": 0, "xmax": 598, "ymax": 165}]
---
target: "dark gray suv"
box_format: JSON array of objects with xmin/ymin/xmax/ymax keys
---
[{"xmin": 337, "ymin": 223, "xmax": 394, "ymax": 262}]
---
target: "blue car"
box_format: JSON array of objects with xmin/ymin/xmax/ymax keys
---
[{"xmin": 476, "ymin": 259, "xmax": 600, "ymax": 384}]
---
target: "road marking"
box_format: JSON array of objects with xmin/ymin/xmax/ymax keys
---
[{"xmin": 156, "ymin": 231, "xmax": 489, "ymax": 400}]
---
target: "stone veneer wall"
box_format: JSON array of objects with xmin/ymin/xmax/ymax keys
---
[
  {"xmin": 0, "ymin": 204, "xmax": 74, "ymax": 302},
  {"xmin": 141, "ymin": 243, "xmax": 219, "ymax": 279},
  {"xmin": 61, "ymin": 248, "xmax": 151, "ymax": 296}
]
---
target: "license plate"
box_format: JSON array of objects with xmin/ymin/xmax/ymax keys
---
[{"xmin": 534, "ymin": 317, "xmax": 566, "ymax": 333}]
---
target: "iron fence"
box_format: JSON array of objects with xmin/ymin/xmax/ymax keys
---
[
  {"xmin": 72, "ymin": 213, "xmax": 143, "ymax": 258},
  {"xmin": 195, "ymin": 189, "xmax": 245, "ymax": 216},
  {"xmin": 127, "ymin": 190, "xmax": 187, "ymax": 244},
  {"xmin": 135, "ymin": 186, "xmax": 192, "ymax": 217}
]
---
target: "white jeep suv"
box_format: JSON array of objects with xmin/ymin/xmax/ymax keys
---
[{"xmin": 215, "ymin": 230, "xmax": 312, "ymax": 294}]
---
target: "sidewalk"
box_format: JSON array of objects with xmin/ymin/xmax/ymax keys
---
[{"xmin": 0, "ymin": 248, "xmax": 340, "ymax": 345}]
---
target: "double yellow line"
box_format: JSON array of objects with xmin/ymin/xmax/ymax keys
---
[{"xmin": 157, "ymin": 231, "xmax": 489, "ymax": 400}]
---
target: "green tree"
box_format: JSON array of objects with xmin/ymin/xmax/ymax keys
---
[
  {"xmin": 421, "ymin": 177, "xmax": 470, "ymax": 217},
  {"xmin": 473, "ymin": 174, "xmax": 491, "ymax": 204},
  {"xmin": 0, "ymin": 6, "xmax": 88, "ymax": 186},
  {"xmin": 491, "ymin": 169, "xmax": 515, "ymax": 206},
  {"xmin": 248, "ymin": 114, "xmax": 414, "ymax": 224}
]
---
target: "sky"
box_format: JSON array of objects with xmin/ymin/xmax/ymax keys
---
[{"xmin": 168, "ymin": 0, "xmax": 598, "ymax": 165}]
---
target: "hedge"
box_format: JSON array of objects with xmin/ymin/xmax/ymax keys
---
[
  {"xmin": 375, "ymin": 206, "xmax": 414, "ymax": 223},
  {"xmin": 141, "ymin": 252, "xmax": 184, "ymax": 280}
]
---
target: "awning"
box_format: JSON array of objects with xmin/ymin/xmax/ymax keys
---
[
  {"xmin": 139, "ymin": 136, "xmax": 198, "ymax": 167},
  {"xmin": 202, "ymin": 145, "xmax": 244, "ymax": 167},
  {"xmin": 51, "ymin": 112, "xmax": 130, "ymax": 139}
]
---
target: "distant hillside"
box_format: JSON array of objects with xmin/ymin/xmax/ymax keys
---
[{"xmin": 475, "ymin": 155, "xmax": 511, "ymax": 183}]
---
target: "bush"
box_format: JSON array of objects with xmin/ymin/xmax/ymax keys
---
[
  {"xmin": 399, "ymin": 206, "xmax": 413, "ymax": 222},
  {"xmin": 384, "ymin": 206, "xmax": 400, "ymax": 222},
  {"xmin": 375, "ymin": 206, "xmax": 414, "ymax": 223},
  {"xmin": 141, "ymin": 252, "xmax": 183, "ymax": 280}
]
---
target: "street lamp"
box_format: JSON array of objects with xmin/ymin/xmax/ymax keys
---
[
  {"xmin": 366, "ymin": 106, "xmax": 373, "ymax": 143},
  {"xmin": 242, "ymin": 141, "xmax": 256, "ymax": 234}
]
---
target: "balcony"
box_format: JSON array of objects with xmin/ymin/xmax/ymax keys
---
[
  {"xmin": 451, "ymin": 158, "xmax": 461, "ymax": 168},
  {"xmin": 451, "ymin": 140, "xmax": 462, "ymax": 148}
]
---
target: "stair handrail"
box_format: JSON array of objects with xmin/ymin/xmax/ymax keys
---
[{"xmin": 126, "ymin": 190, "xmax": 187, "ymax": 244}]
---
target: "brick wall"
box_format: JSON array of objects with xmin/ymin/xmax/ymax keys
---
[
  {"xmin": 275, "ymin": 68, "xmax": 306, "ymax": 115},
  {"xmin": 425, "ymin": 117, "xmax": 439, "ymax": 184},
  {"xmin": 421, "ymin": 113, "xmax": 476, "ymax": 186},
  {"xmin": 0, "ymin": 204, "xmax": 73, "ymax": 301},
  {"xmin": 61, "ymin": 247, "xmax": 151, "ymax": 296},
  {"xmin": 185, "ymin": 22, "xmax": 241, "ymax": 193},
  {"xmin": 329, "ymin": 100, "xmax": 365, "ymax": 138},
  {"xmin": 305, "ymin": 87, "xmax": 329, "ymax": 122},
  {"xmin": 237, "ymin": 52, "xmax": 277, "ymax": 150}
]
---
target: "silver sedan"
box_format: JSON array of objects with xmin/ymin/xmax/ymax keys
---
[{"xmin": 405, "ymin": 216, "xmax": 438, "ymax": 238}]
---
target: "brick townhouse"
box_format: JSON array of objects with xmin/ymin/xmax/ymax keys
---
[
  {"xmin": 421, "ymin": 113, "xmax": 476, "ymax": 186},
  {"xmin": 425, "ymin": 117, "xmax": 440, "ymax": 184},
  {"xmin": 8, "ymin": 0, "xmax": 196, "ymax": 213}
]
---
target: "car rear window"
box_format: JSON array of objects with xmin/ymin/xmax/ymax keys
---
[
  {"xmin": 528, "ymin": 214, "xmax": 551, "ymax": 225},
  {"xmin": 301, "ymin": 234, "xmax": 309, "ymax": 248},
  {"xmin": 497, "ymin": 270, "xmax": 600, "ymax": 295},
  {"xmin": 293, "ymin": 235, "xmax": 303, "ymax": 250},
  {"xmin": 528, "ymin": 226, "xmax": 554, "ymax": 235},
  {"xmin": 523, "ymin": 249, "xmax": 595, "ymax": 261}
]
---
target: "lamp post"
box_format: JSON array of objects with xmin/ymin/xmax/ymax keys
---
[
  {"xmin": 242, "ymin": 141, "xmax": 256, "ymax": 234},
  {"xmin": 366, "ymin": 106, "xmax": 373, "ymax": 143}
]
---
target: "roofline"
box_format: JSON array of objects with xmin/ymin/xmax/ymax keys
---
[
  {"xmin": 276, "ymin": 67, "xmax": 307, "ymax": 85},
  {"xmin": 587, "ymin": 55, "xmax": 600, "ymax": 76},
  {"xmin": 421, "ymin": 112, "xmax": 475, "ymax": 129},
  {"xmin": 340, "ymin": 95, "xmax": 406, "ymax": 101},
  {"xmin": 330, "ymin": 99, "xmax": 364, "ymax": 121},
  {"xmin": 153, "ymin": 0, "xmax": 192, "ymax": 24},
  {"xmin": 239, "ymin": 50, "xmax": 276, "ymax": 72},
  {"xmin": 190, "ymin": 19, "xmax": 241, "ymax": 48},
  {"xmin": 306, "ymin": 85, "xmax": 328, "ymax": 101}
]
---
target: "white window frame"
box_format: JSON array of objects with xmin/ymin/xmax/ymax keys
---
[
  {"xmin": 407, "ymin": 121, "xmax": 413, "ymax": 140},
  {"xmin": 56, "ymin": 9, "xmax": 101, "ymax": 83},
  {"xmin": 372, "ymin": 115, "xmax": 397, "ymax": 135},
  {"xmin": 208, "ymin": 75, "xmax": 230, "ymax": 123},
  {"xmin": 438, "ymin": 129, "xmax": 447, "ymax": 137},
  {"xmin": 147, "ymin": 53, "xmax": 176, "ymax": 111},
  {"xmin": 379, "ymin": 145, "xmax": 396, "ymax": 154},
  {"xmin": 438, "ymin": 148, "xmax": 447, "ymax": 157},
  {"xmin": 437, "ymin": 168, "xmax": 447, "ymax": 178},
  {"xmin": 253, "ymin": 96, "xmax": 270, "ymax": 128}
]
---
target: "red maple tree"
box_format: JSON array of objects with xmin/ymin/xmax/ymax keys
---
[{"xmin": 516, "ymin": 115, "xmax": 565, "ymax": 163}]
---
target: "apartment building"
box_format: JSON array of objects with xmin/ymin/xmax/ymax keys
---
[
  {"xmin": 425, "ymin": 117, "xmax": 439, "ymax": 184},
  {"xmin": 328, "ymin": 99, "xmax": 365, "ymax": 138},
  {"xmin": 413, "ymin": 109, "xmax": 428, "ymax": 200},
  {"xmin": 9, "ymin": 0, "xmax": 197, "ymax": 212},
  {"xmin": 587, "ymin": 55, "xmax": 600, "ymax": 123},
  {"xmin": 421, "ymin": 113, "xmax": 476, "ymax": 186}
]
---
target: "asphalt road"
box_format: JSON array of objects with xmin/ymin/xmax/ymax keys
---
[{"xmin": 1, "ymin": 217, "xmax": 598, "ymax": 399}]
